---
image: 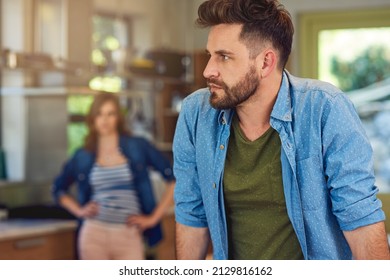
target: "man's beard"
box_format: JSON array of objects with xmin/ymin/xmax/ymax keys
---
[{"xmin": 208, "ymin": 65, "xmax": 259, "ymax": 110}]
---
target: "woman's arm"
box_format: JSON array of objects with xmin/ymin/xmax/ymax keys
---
[
  {"xmin": 59, "ymin": 194, "xmax": 99, "ymax": 219},
  {"xmin": 52, "ymin": 152, "xmax": 78, "ymax": 204},
  {"xmin": 128, "ymin": 181, "xmax": 175, "ymax": 230}
]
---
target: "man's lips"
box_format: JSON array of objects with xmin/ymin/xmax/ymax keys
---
[{"xmin": 208, "ymin": 83, "xmax": 223, "ymax": 89}]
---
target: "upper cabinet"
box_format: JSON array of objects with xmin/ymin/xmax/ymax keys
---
[{"xmin": 1, "ymin": 0, "xmax": 93, "ymax": 87}]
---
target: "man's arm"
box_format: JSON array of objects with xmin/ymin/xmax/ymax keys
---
[
  {"xmin": 176, "ymin": 223, "xmax": 210, "ymax": 260},
  {"xmin": 343, "ymin": 221, "xmax": 390, "ymax": 260},
  {"xmin": 173, "ymin": 96, "xmax": 210, "ymax": 259},
  {"xmin": 320, "ymin": 93, "xmax": 387, "ymax": 259}
]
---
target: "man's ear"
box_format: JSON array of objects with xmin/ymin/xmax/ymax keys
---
[{"xmin": 257, "ymin": 49, "xmax": 278, "ymax": 78}]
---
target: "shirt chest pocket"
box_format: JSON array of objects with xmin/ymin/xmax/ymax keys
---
[{"xmin": 296, "ymin": 154, "xmax": 329, "ymax": 211}]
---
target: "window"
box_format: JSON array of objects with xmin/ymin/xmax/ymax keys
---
[
  {"xmin": 67, "ymin": 95, "xmax": 94, "ymax": 155},
  {"xmin": 318, "ymin": 28, "xmax": 390, "ymax": 92},
  {"xmin": 89, "ymin": 14, "xmax": 132, "ymax": 92},
  {"xmin": 67, "ymin": 14, "xmax": 132, "ymax": 155},
  {"xmin": 299, "ymin": 8, "xmax": 390, "ymax": 193}
]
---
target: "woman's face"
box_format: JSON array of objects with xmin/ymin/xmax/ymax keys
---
[{"xmin": 94, "ymin": 101, "xmax": 119, "ymax": 136}]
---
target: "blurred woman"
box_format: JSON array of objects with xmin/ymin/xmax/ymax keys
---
[{"xmin": 52, "ymin": 93, "xmax": 175, "ymax": 260}]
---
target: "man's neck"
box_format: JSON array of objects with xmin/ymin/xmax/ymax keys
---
[{"xmin": 235, "ymin": 72, "xmax": 282, "ymax": 141}]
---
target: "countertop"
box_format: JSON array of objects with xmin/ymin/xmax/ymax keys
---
[{"xmin": 0, "ymin": 219, "xmax": 77, "ymax": 241}]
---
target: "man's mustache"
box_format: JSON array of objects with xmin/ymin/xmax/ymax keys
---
[{"xmin": 207, "ymin": 78, "xmax": 225, "ymax": 88}]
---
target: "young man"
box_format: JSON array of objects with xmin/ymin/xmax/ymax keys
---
[{"xmin": 173, "ymin": 0, "xmax": 390, "ymax": 260}]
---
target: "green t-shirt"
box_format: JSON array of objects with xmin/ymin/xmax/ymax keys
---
[{"xmin": 223, "ymin": 114, "xmax": 303, "ymax": 260}]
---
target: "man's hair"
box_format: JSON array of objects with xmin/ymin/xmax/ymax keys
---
[{"xmin": 197, "ymin": 0, "xmax": 294, "ymax": 69}]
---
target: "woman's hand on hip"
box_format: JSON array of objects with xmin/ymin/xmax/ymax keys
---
[
  {"xmin": 127, "ymin": 214, "xmax": 158, "ymax": 231},
  {"xmin": 77, "ymin": 201, "xmax": 99, "ymax": 218}
]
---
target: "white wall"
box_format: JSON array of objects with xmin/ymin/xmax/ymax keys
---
[
  {"xmin": 283, "ymin": 0, "xmax": 390, "ymax": 15},
  {"xmin": 1, "ymin": 0, "xmax": 25, "ymax": 51},
  {"xmin": 1, "ymin": 0, "xmax": 34, "ymax": 87},
  {"xmin": 93, "ymin": 0, "xmax": 194, "ymax": 54},
  {"xmin": 189, "ymin": 0, "xmax": 209, "ymax": 51}
]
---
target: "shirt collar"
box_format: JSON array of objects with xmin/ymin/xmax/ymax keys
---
[
  {"xmin": 270, "ymin": 70, "xmax": 292, "ymax": 122},
  {"xmin": 218, "ymin": 108, "xmax": 235, "ymax": 126}
]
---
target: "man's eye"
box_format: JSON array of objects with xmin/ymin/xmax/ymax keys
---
[{"xmin": 221, "ymin": 55, "xmax": 230, "ymax": 61}]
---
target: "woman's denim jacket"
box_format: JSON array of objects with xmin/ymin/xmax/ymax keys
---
[{"xmin": 52, "ymin": 135, "xmax": 175, "ymax": 246}]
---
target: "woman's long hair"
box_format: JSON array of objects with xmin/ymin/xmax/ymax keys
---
[{"xmin": 84, "ymin": 92, "xmax": 128, "ymax": 152}]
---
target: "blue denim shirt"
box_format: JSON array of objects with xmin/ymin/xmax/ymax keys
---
[
  {"xmin": 173, "ymin": 71, "xmax": 385, "ymax": 260},
  {"xmin": 52, "ymin": 135, "xmax": 175, "ymax": 246}
]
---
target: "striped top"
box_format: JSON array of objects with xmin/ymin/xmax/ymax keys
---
[{"xmin": 89, "ymin": 163, "xmax": 141, "ymax": 224}]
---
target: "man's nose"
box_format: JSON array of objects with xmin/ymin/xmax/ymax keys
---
[{"xmin": 203, "ymin": 57, "xmax": 219, "ymax": 79}]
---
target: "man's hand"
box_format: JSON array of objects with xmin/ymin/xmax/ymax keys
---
[{"xmin": 343, "ymin": 221, "xmax": 390, "ymax": 259}]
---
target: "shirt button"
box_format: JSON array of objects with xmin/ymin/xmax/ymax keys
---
[
  {"xmin": 212, "ymin": 183, "xmax": 216, "ymax": 189},
  {"xmin": 220, "ymin": 144, "xmax": 225, "ymax": 150}
]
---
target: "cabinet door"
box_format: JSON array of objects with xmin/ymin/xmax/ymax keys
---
[{"xmin": 0, "ymin": 230, "xmax": 76, "ymax": 260}]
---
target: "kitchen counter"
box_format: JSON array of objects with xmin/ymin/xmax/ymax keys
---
[
  {"xmin": 0, "ymin": 219, "xmax": 78, "ymax": 259},
  {"xmin": 0, "ymin": 219, "xmax": 77, "ymax": 242}
]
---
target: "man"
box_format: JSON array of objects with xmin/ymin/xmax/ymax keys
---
[{"xmin": 173, "ymin": 0, "xmax": 390, "ymax": 260}]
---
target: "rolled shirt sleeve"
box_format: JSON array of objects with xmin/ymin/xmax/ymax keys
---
[
  {"xmin": 173, "ymin": 98, "xmax": 208, "ymax": 228},
  {"xmin": 322, "ymin": 93, "xmax": 385, "ymax": 231}
]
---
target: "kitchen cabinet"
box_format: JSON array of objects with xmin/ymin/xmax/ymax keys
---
[
  {"xmin": 154, "ymin": 51, "xmax": 209, "ymax": 153},
  {"xmin": 0, "ymin": 219, "xmax": 77, "ymax": 260},
  {"xmin": 155, "ymin": 214, "xmax": 175, "ymax": 260},
  {"xmin": 155, "ymin": 82, "xmax": 191, "ymax": 146}
]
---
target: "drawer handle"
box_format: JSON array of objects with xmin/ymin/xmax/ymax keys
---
[{"xmin": 14, "ymin": 238, "xmax": 46, "ymax": 249}]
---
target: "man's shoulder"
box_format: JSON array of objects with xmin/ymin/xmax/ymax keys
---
[
  {"xmin": 286, "ymin": 72, "xmax": 344, "ymax": 101},
  {"xmin": 183, "ymin": 87, "xmax": 211, "ymax": 106},
  {"xmin": 182, "ymin": 87, "xmax": 219, "ymax": 116}
]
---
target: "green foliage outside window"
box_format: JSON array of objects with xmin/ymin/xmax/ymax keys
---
[
  {"xmin": 68, "ymin": 95, "xmax": 94, "ymax": 115},
  {"xmin": 67, "ymin": 123, "xmax": 88, "ymax": 156},
  {"xmin": 67, "ymin": 95, "xmax": 94, "ymax": 156},
  {"xmin": 331, "ymin": 46, "xmax": 390, "ymax": 92}
]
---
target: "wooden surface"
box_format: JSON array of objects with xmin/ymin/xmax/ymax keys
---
[
  {"xmin": 156, "ymin": 214, "xmax": 176, "ymax": 260},
  {"xmin": 0, "ymin": 230, "xmax": 76, "ymax": 260},
  {"xmin": 0, "ymin": 219, "xmax": 77, "ymax": 241}
]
